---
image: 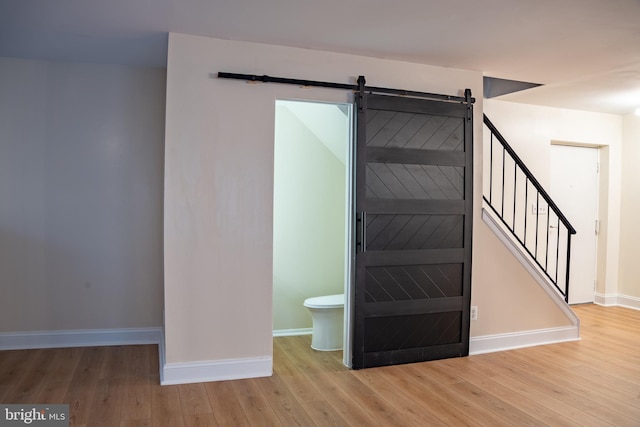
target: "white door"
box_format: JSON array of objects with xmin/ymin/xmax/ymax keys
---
[{"xmin": 550, "ymin": 145, "xmax": 599, "ymax": 304}]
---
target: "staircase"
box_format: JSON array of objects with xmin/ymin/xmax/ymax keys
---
[{"xmin": 482, "ymin": 115, "xmax": 577, "ymax": 306}]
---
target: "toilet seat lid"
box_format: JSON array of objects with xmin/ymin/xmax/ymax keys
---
[{"xmin": 303, "ymin": 293, "xmax": 344, "ymax": 309}]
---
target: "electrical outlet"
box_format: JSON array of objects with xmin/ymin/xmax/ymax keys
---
[{"xmin": 470, "ymin": 306, "xmax": 478, "ymax": 321}]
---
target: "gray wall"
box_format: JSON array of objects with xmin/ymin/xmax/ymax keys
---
[{"xmin": 0, "ymin": 57, "xmax": 165, "ymax": 331}]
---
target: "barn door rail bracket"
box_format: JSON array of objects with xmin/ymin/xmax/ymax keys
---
[{"xmin": 217, "ymin": 72, "xmax": 475, "ymax": 104}]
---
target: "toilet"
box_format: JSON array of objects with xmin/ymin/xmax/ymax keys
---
[{"xmin": 303, "ymin": 293, "xmax": 344, "ymax": 351}]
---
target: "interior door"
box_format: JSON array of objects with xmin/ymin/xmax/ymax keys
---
[
  {"xmin": 551, "ymin": 144, "xmax": 599, "ymax": 304},
  {"xmin": 352, "ymin": 93, "xmax": 473, "ymax": 369}
]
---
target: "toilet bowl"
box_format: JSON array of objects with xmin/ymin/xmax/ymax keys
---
[{"xmin": 303, "ymin": 294, "xmax": 344, "ymax": 351}]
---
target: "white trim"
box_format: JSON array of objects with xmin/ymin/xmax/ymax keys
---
[
  {"xmin": 160, "ymin": 356, "xmax": 272, "ymax": 385},
  {"xmin": 594, "ymin": 292, "xmax": 618, "ymax": 306},
  {"xmin": 159, "ymin": 328, "xmax": 167, "ymax": 384},
  {"xmin": 469, "ymin": 326, "xmax": 580, "ymax": 355},
  {"xmin": 0, "ymin": 327, "xmax": 162, "ymax": 351},
  {"xmin": 343, "ymin": 103, "xmax": 355, "ymax": 370},
  {"xmin": 273, "ymin": 328, "xmax": 312, "ymax": 337},
  {"xmin": 482, "ymin": 208, "xmax": 580, "ymax": 328},
  {"xmin": 617, "ymin": 294, "xmax": 640, "ymax": 310},
  {"xmin": 594, "ymin": 293, "xmax": 640, "ymax": 310}
]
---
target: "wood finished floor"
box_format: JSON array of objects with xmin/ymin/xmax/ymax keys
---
[{"xmin": 1, "ymin": 304, "xmax": 639, "ymax": 426}]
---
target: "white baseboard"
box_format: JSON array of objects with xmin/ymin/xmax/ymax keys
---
[
  {"xmin": 469, "ymin": 326, "xmax": 580, "ymax": 355},
  {"xmin": 0, "ymin": 327, "xmax": 162, "ymax": 351},
  {"xmin": 594, "ymin": 292, "xmax": 618, "ymax": 306},
  {"xmin": 273, "ymin": 328, "xmax": 312, "ymax": 337},
  {"xmin": 161, "ymin": 356, "xmax": 272, "ymax": 385},
  {"xmin": 595, "ymin": 293, "xmax": 640, "ymax": 310},
  {"xmin": 617, "ymin": 294, "xmax": 640, "ymax": 310}
]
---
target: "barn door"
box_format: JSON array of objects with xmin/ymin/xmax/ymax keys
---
[{"xmin": 352, "ymin": 91, "xmax": 473, "ymax": 369}]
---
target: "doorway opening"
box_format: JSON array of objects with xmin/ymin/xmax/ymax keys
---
[{"xmin": 272, "ymin": 99, "xmax": 353, "ymax": 367}]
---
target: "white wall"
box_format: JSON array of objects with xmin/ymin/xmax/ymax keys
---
[
  {"xmin": 0, "ymin": 57, "xmax": 166, "ymax": 332},
  {"xmin": 163, "ymin": 33, "xmax": 581, "ymax": 380},
  {"xmin": 273, "ymin": 101, "xmax": 348, "ymax": 332},
  {"xmin": 619, "ymin": 114, "xmax": 640, "ymax": 299},
  {"xmin": 483, "ymin": 99, "xmax": 623, "ymax": 300}
]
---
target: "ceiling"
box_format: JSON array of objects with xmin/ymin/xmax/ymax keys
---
[{"xmin": 1, "ymin": 0, "xmax": 639, "ymax": 115}]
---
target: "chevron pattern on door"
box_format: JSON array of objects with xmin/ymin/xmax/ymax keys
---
[
  {"xmin": 366, "ymin": 163, "xmax": 464, "ymax": 200},
  {"xmin": 365, "ymin": 214, "xmax": 463, "ymax": 250},
  {"xmin": 364, "ymin": 312, "xmax": 462, "ymax": 352},
  {"xmin": 365, "ymin": 264, "xmax": 463, "ymax": 302},
  {"xmin": 366, "ymin": 110, "xmax": 464, "ymax": 151}
]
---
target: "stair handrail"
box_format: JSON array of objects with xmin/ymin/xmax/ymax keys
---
[
  {"xmin": 483, "ymin": 114, "xmax": 577, "ymax": 302},
  {"xmin": 484, "ymin": 115, "xmax": 576, "ymax": 235}
]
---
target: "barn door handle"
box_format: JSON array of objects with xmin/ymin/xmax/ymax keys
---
[
  {"xmin": 361, "ymin": 211, "xmax": 367, "ymax": 253},
  {"xmin": 356, "ymin": 211, "xmax": 366, "ymax": 253}
]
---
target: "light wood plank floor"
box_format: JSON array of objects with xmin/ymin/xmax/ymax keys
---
[{"xmin": 1, "ymin": 304, "xmax": 639, "ymax": 426}]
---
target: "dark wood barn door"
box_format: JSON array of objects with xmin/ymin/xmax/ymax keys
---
[{"xmin": 352, "ymin": 93, "xmax": 473, "ymax": 369}]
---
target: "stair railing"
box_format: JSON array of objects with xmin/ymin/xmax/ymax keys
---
[{"xmin": 483, "ymin": 115, "xmax": 576, "ymax": 302}]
